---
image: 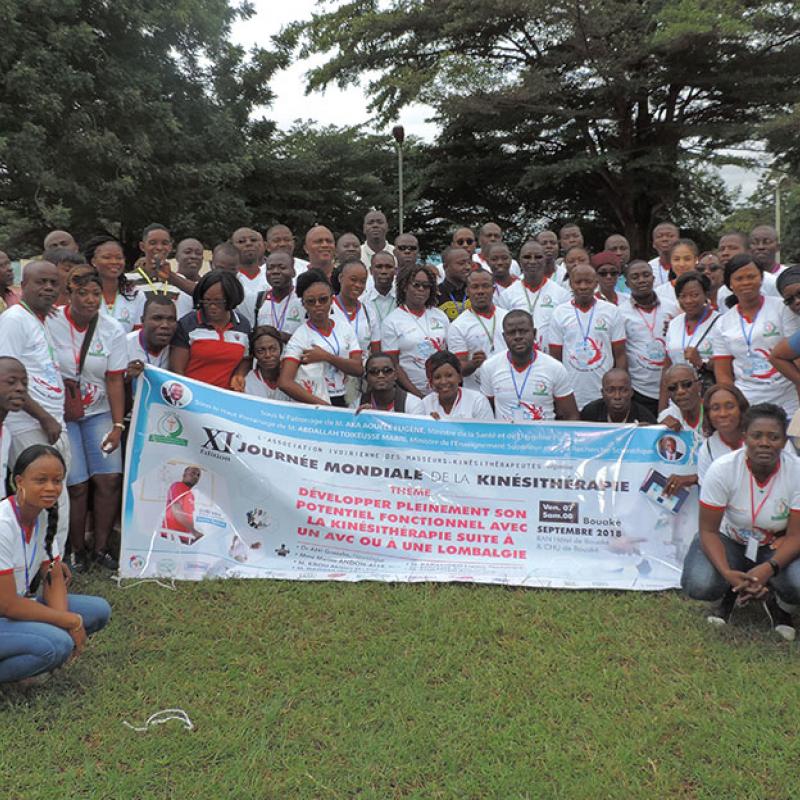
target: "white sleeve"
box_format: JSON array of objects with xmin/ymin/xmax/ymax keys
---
[
  {"xmin": 472, "ymin": 393, "xmax": 494, "ymax": 420},
  {"xmin": 106, "ymin": 323, "xmax": 130, "ymax": 373},
  {"xmin": 0, "ymin": 518, "xmax": 16, "ymax": 574},
  {"xmin": 404, "ymin": 394, "xmax": 424, "ymax": 415},
  {"xmin": 711, "ymin": 321, "xmax": 731, "ymax": 358},
  {"xmin": 380, "ymin": 316, "xmax": 401, "ymax": 353},
  {"xmin": 610, "ymin": 308, "xmax": 625, "ymax": 342},
  {"xmin": 552, "ymin": 361, "xmax": 574, "ymax": 398},
  {"xmin": 447, "ymin": 319, "xmax": 469, "ymax": 355},
  {"xmin": 0, "ymin": 313, "xmax": 25, "ymax": 358},
  {"xmin": 699, "ymin": 460, "xmax": 732, "ymax": 508},
  {"xmin": 548, "ymin": 311, "xmax": 564, "ymax": 348},
  {"xmin": 282, "ymin": 327, "xmax": 307, "ymax": 362},
  {"xmin": 697, "ymin": 440, "xmax": 713, "ymax": 484}
]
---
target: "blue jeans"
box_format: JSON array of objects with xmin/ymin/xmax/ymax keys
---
[
  {"xmin": 681, "ymin": 535, "xmax": 800, "ymax": 604},
  {"xmin": 0, "ymin": 594, "xmax": 111, "ymax": 683}
]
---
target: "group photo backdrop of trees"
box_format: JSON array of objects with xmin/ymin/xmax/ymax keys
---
[{"xmin": 1, "ymin": 0, "xmax": 798, "ymax": 260}]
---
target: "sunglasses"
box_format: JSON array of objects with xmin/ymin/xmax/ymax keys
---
[
  {"xmin": 666, "ymin": 379, "xmax": 697, "ymax": 392},
  {"xmin": 368, "ymin": 366, "xmax": 394, "ymax": 376},
  {"xmin": 396, "ymin": 245, "xmax": 417, "ymax": 252},
  {"xmin": 303, "ymin": 295, "xmax": 331, "ymax": 306},
  {"xmin": 410, "ymin": 280, "xmax": 432, "ymax": 290},
  {"xmin": 596, "ymin": 269, "xmax": 620, "ymax": 277},
  {"xmin": 455, "ymin": 238, "xmax": 475, "ymax": 245}
]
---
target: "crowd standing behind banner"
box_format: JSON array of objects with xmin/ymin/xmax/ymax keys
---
[{"xmin": 0, "ymin": 212, "xmax": 799, "ymax": 685}]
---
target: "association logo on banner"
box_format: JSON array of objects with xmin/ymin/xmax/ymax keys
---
[{"xmin": 148, "ymin": 412, "xmax": 189, "ymax": 447}]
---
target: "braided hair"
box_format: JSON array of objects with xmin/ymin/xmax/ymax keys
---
[{"xmin": 12, "ymin": 445, "xmax": 66, "ymax": 593}]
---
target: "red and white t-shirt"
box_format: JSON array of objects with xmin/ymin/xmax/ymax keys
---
[
  {"xmin": 700, "ymin": 450, "xmax": 800, "ymax": 545},
  {"xmin": 100, "ymin": 289, "xmax": 146, "ymax": 333},
  {"xmin": 418, "ymin": 388, "xmax": 494, "ymax": 421},
  {"xmin": 500, "ymin": 279, "xmax": 569, "ymax": 353},
  {"xmin": 0, "ymin": 498, "xmax": 59, "ymax": 595},
  {"xmin": 664, "ymin": 308, "xmax": 719, "ymax": 368},
  {"xmin": 244, "ymin": 369, "xmax": 291, "ymax": 402},
  {"xmin": 380, "ymin": 306, "xmax": 449, "ymax": 394},
  {"xmin": 283, "ymin": 319, "xmax": 361, "ymax": 399},
  {"xmin": 162, "ymin": 482, "xmax": 195, "ymax": 533},
  {"xmin": 480, "ymin": 349, "xmax": 574, "ymax": 422},
  {"xmin": 47, "ymin": 307, "xmax": 128, "ymax": 418},
  {"xmin": 330, "ymin": 296, "xmax": 377, "ymax": 356},
  {"xmin": 0, "ymin": 305, "xmax": 65, "ymax": 434},
  {"xmin": 255, "ymin": 290, "xmax": 305, "ymax": 337},
  {"xmin": 447, "ymin": 306, "xmax": 508, "ymax": 390},
  {"xmin": 621, "ymin": 298, "xmax": 678, "ymax": 400},
  {"xmin": 549, "ymin": 298, "xmax": 625, "ymax": 409},
  {"xmin": 711, "ymin": 296, "xmax": 796, "ymax": 410}
]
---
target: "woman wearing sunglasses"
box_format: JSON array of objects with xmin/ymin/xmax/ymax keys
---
[{"xmin": 380, "ymin": 264, "xmax": 449, "ymax": 397}]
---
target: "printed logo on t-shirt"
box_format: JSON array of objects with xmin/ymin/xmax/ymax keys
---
[
  {"xmin": 531, "ymin": 380, "xmax": 549, "ymax": 396},
  {"xmin": 762, "ymin": 321, "xmax": 780, "ymax": 338},
  {"xmin": 594, "ymin": 318, "xmax": 609, "ymax": 332},
  {"xmin": 541, "ymin": 296, "xmax": 554, "ymax": 308},
  {"xmin": 771, "ymin": 499, "xmax": 790, "ymax": 522}
]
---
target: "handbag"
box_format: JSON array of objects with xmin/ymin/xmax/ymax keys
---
[{"xmin": 63, "ymin": 316, "xmax": 98, "ymax": 422}]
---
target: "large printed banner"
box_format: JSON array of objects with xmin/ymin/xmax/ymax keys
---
[{"xmin": 121, "ymin": 367, "xmax": 698, "ymax": 590}]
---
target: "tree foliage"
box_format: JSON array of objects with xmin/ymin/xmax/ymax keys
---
[
  {"xmin": 0, "ymin": 0, "xmax": 286, "ymax": 257},
  {"xmin": 286, "ymin": 0, "xmax": 800, "ymax": 255}
]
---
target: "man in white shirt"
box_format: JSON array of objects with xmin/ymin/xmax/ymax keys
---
[
  {"xmin": 648, "ymin": 222, "xmax": 679, "ymax": 286},
  {"xmin": 266, "ymin": 224, "xmax": 309, "ymax": 277},
  {"xmin": 362, "ymin": 251, "xmax": 398, "ymax": 339},
  {"xmin": 304, "ymin": 225, "xmax": 336, "ymax": 281},
  {"xmin": 361, "ymin": 210, "xmax": 394, "ymax": 264},
  {"xmin": 481, "ymin": 310, "xmax": 578, "ymax": 422},
  {"xmin": 472, "ymin": 222, "xmax": 521, "ymax": 277},
  {"xmin": 0, "ymin": 357, "xmax": 27, "ymax": 497},
  {"xmin": 536, "ymin": 230, "xmax": 560, "ymax": 278},
  {"xmin": 549, "ymin": 263, "xmax": 627, "ymax": 410},
  {"xmin": 394, "ymin": 233, "xmax": 419, "ymax": 273},
  {"xmin": 749, "ymin": 224, "xmax": 784, "ymax": 276}
]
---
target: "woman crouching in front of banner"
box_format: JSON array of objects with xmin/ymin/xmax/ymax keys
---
[
  {"xmin": 0, "ymin": 446, "xmax": 110, "ymax": 685},
  {"xmin": 681, "ymin": 403, "xmax": 800, "ymax": 640}
]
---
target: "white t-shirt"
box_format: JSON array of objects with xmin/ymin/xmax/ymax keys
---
[
  {"xmin": 125, "ymin": 329, "xmax": 170, "ymax": 370},
  {"xmin": 549, "ymin": 299, "xmax": 625, "ymax": 409},
  {"xmin": 481, "ymin": 349, "xmax": 574, "ymax": 422},
  {"xmin": 0, "ymin": 423, "xmax": 10, "ymax": 500},
  {"xmin": 380, "ymin": 306, "xmax": 450, "ymax": 394},
  {"xmin": 283, "ymin": 319, "xmax": 361, "ymax": 399},
  {"xmin": 664, "ymin": 309, "xmax": 720, "ymax": 368},
  {"xmin": 47, "ymin": 308, "xmax": 128, "ymax": 418},
  {"xmin": 0, "ymin": 498, "xmax": 58, "ymax": 595},
  {"xmin": 657, "ymin": 401, "xmax": 704, "ymax": 463},
  {"xmin": 655, "ymin": 281, "xmax": 677, "ymax": 306},
  {"xmin": 244, "ymin": 369, "xmax": 291, "ymax": 403},
  {"xmin": 419, "ymin": 388, "xmax": 494, "ymax": 421},
  {"xmin": 697, "ymin": 431, "xmax": 741, "ymax": 485},
  {"xmin": 330, "ymin": 297, "xmax": 377, "ymax": 356},
  {"xmin": 447, "ymin": 307, "xmax": 509, "ymax": 390},
  {"xmin": 621, "ymin": 298, "xmax": 678, "ymax": 400},
  {"xmin": 255, "ymin": 291, "xmax": 305, "ymax": 338},
  {"xmin": 100, "ymin": 289, "xmax": 146, "ymax": 333},
  {"xmin": 711, "ymin": 296, "xmax": 796, "ymax": 410},
  {"xmin": 493, "ymin": 279, "xmax": 518, "ymax": 308},
  {"xmin": 361, "ymin": 242, "xmax": 395, "ymax": 265},
  {"xmin": 648, "ymin": 257, "xmax": 670, "ymax": 287},
  {"xmin": 237, "ymin": 266, "xmax": 268, "ymax": 295},
  {"xmin": 700, "ymin": 449, "xmax": 800, "ymax": 546},
  {"xmin": 361, "ymin": 287, "xmax": 398, "ymax": 342},
  {"xmin": 0, "ymin": 305, "xmax": 65, "ymax": 435},
  {"xmin": 499, "ymin": 279, "xmax": 570, "ymax": 352}
]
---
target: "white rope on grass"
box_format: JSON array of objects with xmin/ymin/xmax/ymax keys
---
[
  {"xmin": 110, "ymin": 574, "xmax": 177, "ymax": 591},
  {"xmin": 122, "ymin": 709, "xmax": 194, "ymax": 732}
]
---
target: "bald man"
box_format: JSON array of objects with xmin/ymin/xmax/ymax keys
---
[
  {"xmin": 473, "ymin": 222, "xmax": 521, "ymax": 278},
  {"xmin": 43, "ymin": 230, "xmax": 79, "ymax": 254},
  {"xmin": 266, "ymin": 224, "xmax": 309, "ymax": 278},
  {"xmin": 304, "ymin": 226, "xmax": 336, "ymax": 279},
  {"xmin": 580, "ymin": 368, "xmax": 657, "ymax": 423},
  {"xmin": 749, "ymin": 224, "xmax": 783, "ymax": 275}
]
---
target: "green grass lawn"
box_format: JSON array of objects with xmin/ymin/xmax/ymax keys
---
[{"xmin": 2, "ymin": 575, "xmax": 800, "ymax": 799}]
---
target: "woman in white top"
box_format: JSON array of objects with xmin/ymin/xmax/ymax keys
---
[
  {"xmin": 47, "ymin": 266, "xmax": 128, "ymax": 573},
  {"xmin": 712, "ymin": 254, "xmax": 797, "ymax": 413},
  {"xmin": 683, "ymin": 404, "xmax": 800, "ymax": 638},
  {"xmin": 655, "ymin": 238, "xmax": 700, "ymax": 307},
  {"xmin": 245, "ymin": 326, "xmax": 291, "ymax": 403},
  {"xmin": 420, "ymin": 351, "xmax": 494, "ymax": 421},
  {"xmin": 697, "ymin": 384, "xmax": 749, "ymax": 484},
  {"xmin": 279, "ymin": 269, "xmax": 362, "ymax": 407},
  {"xmin": 84, "ymin": 236, "xmax": 145, "ymax": 333},
  {"xmin": 660, "ymin": 271, "xmax": 719, "ymax": 407},
  {"xmin": 0, "ymin": 446, "xmax": 110, "ymax": 684},
  {"xmin": 381, "ymin": 264, "xmax": 450, "ymax": 397}
]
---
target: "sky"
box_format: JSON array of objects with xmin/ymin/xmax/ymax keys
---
[{"xmin": 232, "ymin": 0, "xmax": 761, "ymax": 197}]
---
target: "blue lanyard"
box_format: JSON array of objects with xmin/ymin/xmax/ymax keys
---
[
  {"xmin": 10, "ymin": 496, "xmax": 39, "ymax": 595},
  {"xmin": 509, "ymin": 352, "xmax": 536, "ymax": 404},
  {"xmin": 449, "ymin": 292, "xmax": 467, "ymax": 315},
  {"xmin": 308, "ymin": 321, "xmax": 341, "ymax": 356},
  {"xmin": 681, "ymin": 306, "xmax": 711, "ymax": 349},
  {"xmin": 270, "ymin": 292, "xmax": 290, "ymax": 331},
  {"xmin": 738, "ymin": 300, "xmax": 762, "ymax": 356},
  {"xmin": 573, "ymin": 301, "xmax": 597, "ymax": 344}
]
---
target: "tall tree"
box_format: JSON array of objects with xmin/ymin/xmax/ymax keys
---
[
  {"xmin": 0, "ymin": 0, "xmax": 286, "ymax": 257},
  {"xmin": 286, "ymin": 0, "xmax": 800, "ymax": 254}
]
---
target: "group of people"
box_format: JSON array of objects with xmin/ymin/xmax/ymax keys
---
[{"xmin": 0, "ymin": 211, "xmax": 799, "ymax": 686}]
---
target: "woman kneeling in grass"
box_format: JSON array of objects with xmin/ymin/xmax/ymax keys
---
[{"xmin": 0, "ymin": 446, "xmax": 111, "ymax": 684}]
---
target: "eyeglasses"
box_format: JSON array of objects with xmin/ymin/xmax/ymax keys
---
[
  {"xmin": 666, "ymin": 379, "xmax": 697, "ymax": 392},
  {"xmin": 596, "ymin": 269, "xmax": 620, "ymax": 278},
  {"xmin": 455, "ymin": 238, "xmax": 475, "ymax": 245},
  {"xmin": 784, "ymin": 292, "xmax": 800, "ymax": 306},
  {"xmin": 410, "ymin": 281, "xmax": 432, "ymax": 291},
  {"xmin": 303, "ymin": 295, "xmax": 331, "ymax": 306},
  {"xmin": 200, "ymin": 299, "xmax": 226, "ymax": 308},
  {"xmin": 367, "ymin": 366, "xmax": 395, "ymax": 376}
]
